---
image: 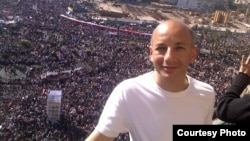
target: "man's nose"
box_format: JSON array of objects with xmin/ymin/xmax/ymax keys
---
[{"xmin": 164, "ymin": 48, "xmax": 174, "ymax": 60}]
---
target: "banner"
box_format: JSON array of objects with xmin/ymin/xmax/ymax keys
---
[{"xmin": 60, "ymin": 14, "xmax": 152, "ymax": 36}]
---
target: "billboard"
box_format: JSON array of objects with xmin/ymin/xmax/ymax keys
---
[{"xmin": 47, "ymin": 90, "xmax": 62, "ymax": 121}]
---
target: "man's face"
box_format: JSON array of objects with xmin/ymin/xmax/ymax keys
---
[{"xmin": 149, "ymin": 22, "xmax": 197, "ymax": 80}]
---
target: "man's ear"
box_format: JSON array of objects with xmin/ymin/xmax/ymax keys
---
[
  {"xmin": 190, "ymin": 46, "xmax": 198, "ymax": 64},
  {"xmin": 150, "ymin": 56, "xmax": 153, "ymax": 62},
  {"xmin": 149, "ymin": 45, "xmax": 153, "ymax": 62}
]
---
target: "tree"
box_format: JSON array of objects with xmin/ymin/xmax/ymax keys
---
[
  {"xmin": 214, "ymin": 0, "xmax": 237, "ymax": 11},
  {"xmin": 225, "ymin": 0, "xmax": 237, "ymax": 11},
  {"xmin": 86, "ymin": 49, "xmax": 91, "ymax": 57},
  {"xmin": 221, "ymin": 29, "xmax": 232, "ymax": 48},
  {"xmin": 18, "ymin": 39, "xmax": 32, "ymax": 49}
]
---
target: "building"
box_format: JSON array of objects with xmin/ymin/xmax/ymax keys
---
[
  {"xmin": 176, "ymin": 0, "xmax": 198, "ymax": 9},
  {"xmin": 159, "ymin": 0, "xmax": 178, "ymax": 5},
  {"xmin": 234, "ymin": 0, "xmax": 250, "ymax": 4},
  {"xmin": 159, "ymin": 0, "xmax": 219, "ymax": 12},
  {"xmin": 213, "ymin": 10, "xmax": 230, "ymax": 24}
]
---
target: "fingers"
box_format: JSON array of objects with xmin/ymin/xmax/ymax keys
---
[
  {"xmin": 239, "ymin": 55, "xmax": 250, "ymax": 74},
  {"xmin": 241, "ymin": 55, "xmax": 250, "ymax": 65},
  {"xmin": 241, "ymin": 54, "xmax": 250, "ymax": 77},
  {"xmin": 241, "ymin": 55, "xmax": 245, "ymax": 65},
  {"xmin": 246, "ymin": 55, "xmax": 250, "ymax": 64}
]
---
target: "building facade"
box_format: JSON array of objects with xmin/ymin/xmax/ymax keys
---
[{"xmin": 159, "ymin": 0, "xmax": 219, "ymax": 12}]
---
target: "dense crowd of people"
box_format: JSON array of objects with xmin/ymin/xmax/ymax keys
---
[{"xmin": 0, "ymin": 0, "xmax": 249, "ymax": 140}]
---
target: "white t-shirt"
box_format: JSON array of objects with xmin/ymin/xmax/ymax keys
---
[{"xmin": 96, "ymin": 71, "xmax": 216, "ymax": 141}]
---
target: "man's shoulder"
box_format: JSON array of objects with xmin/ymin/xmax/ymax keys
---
[
  {"xmin": 119, "ymin": 71, "xmax": 153, "ymax": 87},
  {"xmin": 188, "ymin": 76, "xmax": 215, "ymax": 93}
]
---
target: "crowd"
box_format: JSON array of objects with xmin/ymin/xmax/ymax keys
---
[{"xmin": 0, "ymin": 0, "xmax": 249, "ymax": 140}]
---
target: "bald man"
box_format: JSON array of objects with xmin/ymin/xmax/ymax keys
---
[{"xmin": 85, "ymin": 20, "xmax": 216, "ymax": 141}]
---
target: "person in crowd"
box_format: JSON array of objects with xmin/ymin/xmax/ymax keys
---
[
  {"xmin": 216, "ymin": 55, "xmax": 250, "ymax": 124},
  {"xmin": 85, "ymin": 20, "xmax": 216, "ymax": 141},
  {"xmin": 3, "ymin": 1, "xmax": 250, "ymax": 140}
]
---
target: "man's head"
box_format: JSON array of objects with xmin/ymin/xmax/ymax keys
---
[{"xmin": 149, "ymin": 20, "xmax": 198, "ymax": 81}]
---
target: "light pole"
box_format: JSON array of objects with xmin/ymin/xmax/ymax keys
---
[{"xmin": 245, "ymin": 3, "xmax": 250, "ymax": 21}]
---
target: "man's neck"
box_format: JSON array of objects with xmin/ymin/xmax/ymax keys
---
[{"xmin": 154, "ymin": 73, "xmax": 189, "ymax": 92}]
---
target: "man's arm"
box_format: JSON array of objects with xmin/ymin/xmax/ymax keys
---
[
  {"xmin": 216, "ymin": 55, "xmax": 250, "ymax": 123},
  {"xmin": 85, "ymin": 129, "xmax": 115, "ymax": 141}
]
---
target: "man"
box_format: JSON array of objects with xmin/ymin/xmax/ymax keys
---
[
  {"xmin": 216, "ymin": 55, "xmax": 250, "ymax": 124},
  {"xmin": 85, "ymin": 20, "xmax": 216, "ymax": 141}
]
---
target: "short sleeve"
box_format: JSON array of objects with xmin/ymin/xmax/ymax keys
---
[{"xmin": 95, "ymin": 82, "xmax": 129, "ymax": 137}]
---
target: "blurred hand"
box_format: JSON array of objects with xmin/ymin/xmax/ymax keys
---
[{"xmin": 239, "ymin": 55, "xmax": 250, "ymax": 77}]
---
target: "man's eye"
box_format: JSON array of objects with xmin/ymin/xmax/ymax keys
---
[
  {"xmin": 156, "ymin": 47, "xmax": 166, "ymax": 50},
  {"xmin": 176, "ymin": 46, "xmax": 185, "ymax": 49}
]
